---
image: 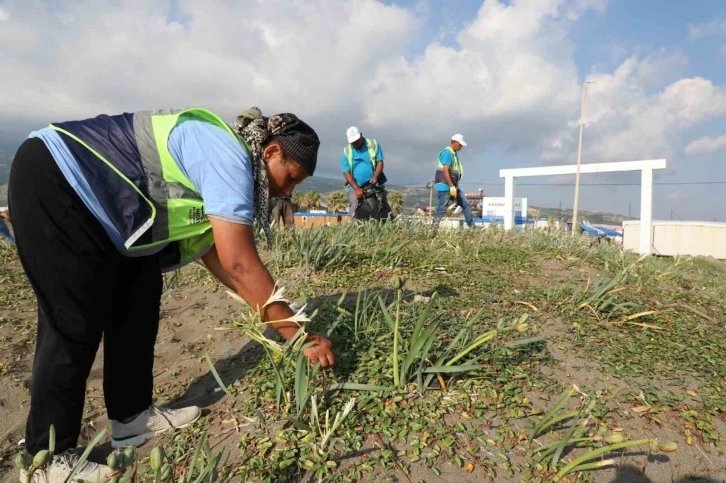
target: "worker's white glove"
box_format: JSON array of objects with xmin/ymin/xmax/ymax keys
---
[{"xmin": 449, "ymin": 186, "xmax": 458, "ymax": 198}]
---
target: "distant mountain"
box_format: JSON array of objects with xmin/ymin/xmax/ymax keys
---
[
  {"xmin": 296, "ymin": 176, "xmax": 346, "ymax": 194},
  {"xmin": 0, "ymin": 174, "xmax": 633, "ymax": 226},
  {"xmin": 529, "ymin": 206, "xmax": 633, "ymax": 226}
]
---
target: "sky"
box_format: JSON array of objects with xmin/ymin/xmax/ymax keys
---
[{"xmin": 0, "ymin": 0, "xmax": 724, "ymax": 220}]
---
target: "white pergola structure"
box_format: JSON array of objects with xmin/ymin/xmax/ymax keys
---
[{"xmin": 499, "ymin": 159, "xmax": 667, "ymax": 255}]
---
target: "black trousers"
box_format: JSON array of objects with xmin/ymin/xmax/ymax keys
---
[{"xmin": 9, "ymin": 138, "xmax": 163, "ymax": 455}]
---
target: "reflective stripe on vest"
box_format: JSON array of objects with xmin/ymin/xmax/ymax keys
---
[
  {"xmin": 50, "ymin": 108, "xmax": 250, "ymax": 269},
  {"xmin": 344, "ymin": 138, "xmax": 378, "ymax": 171},
  {"xmin": 434, "ymin": 146, "xmax": 463, "ymax": 185}
]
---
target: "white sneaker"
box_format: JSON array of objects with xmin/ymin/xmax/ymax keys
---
[
  {"xmin": 111, "ymin": 405, "xmax": 201, "ymax": 448},
  {"xmin": 19, "ymin": 450, "xmax": 111, "ymax": 483}
]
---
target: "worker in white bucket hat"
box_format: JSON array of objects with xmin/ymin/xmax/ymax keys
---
[{"xmin": 432, "ymin": 134, "xmax": 475, "ymax": 227}]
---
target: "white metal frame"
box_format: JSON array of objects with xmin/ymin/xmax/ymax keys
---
[{"xmin": 499, "ymin": 159, "xmax": 667, "ymax": 255}]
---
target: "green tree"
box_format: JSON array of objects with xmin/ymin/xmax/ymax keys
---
[
  {"xmin": 326, "ymin": 190, "xmax": 348, "ymax": 213},
  {"xmin": 306, "ymin": 191, "xmax": 321, "ymax": 210},
  {"xmin": 292, "ymin": 191, "xmax": 305, "ymax": 210},
  {"xmin": 388, "ymin": 190, "xmax": 404, "ymax": 213}
]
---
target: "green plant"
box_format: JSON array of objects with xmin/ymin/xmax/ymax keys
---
[
  {"xmin": 387, "ymin": 190, "xmax": 404, "ymax": 213},
  {"xmin": 329, "ymin": 287, "xmax": 389, "ymax": 340},
  {"xmin": 326, "ymin": 190, "xmax": 348, "ymax": 214},
  {"xmin": 292, "ymin": 226, "xmax": 353, "ymax": 272},
  {"xmin": 303, "ymin": 396, "xmax": 356, "ymax": 482},
  {"xmin": 548, "ymin": 255, "xmax": 653, "ymax": 323},
  {"xmin": 106, "ymin": 447, "xmax": 136, "ymax": 483},
  {"xmin": 227, "ymin": 285, "xmax": 313, "ymax": 413},
  {"xmin": 14, "ymin": 426, "xmax": 55, "ymax": 483},
  {"xmin": 378, "ymin": 276, "xmax": 542, "ymax": 392},
  {"xmin": 530, "ymin": 386, "xmax": 678, "ymax": 481}
]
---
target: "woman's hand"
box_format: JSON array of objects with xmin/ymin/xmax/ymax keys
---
[{"xmin": 304, "ymin": 333, "xmax": 335, "ymax": 368}]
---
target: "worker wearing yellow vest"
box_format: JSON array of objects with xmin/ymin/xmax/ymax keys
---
[
  {"xmin": 433, "ymin": 134, "xmax": 475, "ymax": 227},
  {"xmin": 341, "ymin": 126, "xmax": 391, "ymax": 219},
  {"xmin": 8, "ymin": 107, "xmax": 335, "ymax": 482}
]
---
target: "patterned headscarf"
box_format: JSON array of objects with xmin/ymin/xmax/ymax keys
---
[{"xmin": 232, "ymin": 108, "xmax": 320, "ymax": 247}]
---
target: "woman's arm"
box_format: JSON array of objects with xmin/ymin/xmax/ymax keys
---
[
  {"xmin": 201, "ymin": 218, "xmax": 335, "ymax": 367},
  {"xmin": 201, "ymin": 245, "xmax": 235, "ymax": 291}
]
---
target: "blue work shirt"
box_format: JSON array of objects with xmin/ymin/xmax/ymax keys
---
[
  {"xmin": 340, "ymin": 139, "xmax": 384, "ymax": 188},
  {"xmin": 435, "ymin": 148, "xmax": 457, "ymax": 192},
  {"xmin": 29, "ymin": 114, "xmax": 254, "ymax": 255}
]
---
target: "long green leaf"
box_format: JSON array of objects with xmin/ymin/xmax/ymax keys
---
[
  {"xmin": 423, "ymin": 364, "xmax": 486, "ymax": 374},
  {"xmin": 295, "ymin": 351, "xmax": 309, "ymax": 417},
  {"xmin": 182, "ymin": 431, "xmax": 207, "ymax": 483},
  {"xmin": 378, "ymin": 296, "xmax": 396, "ymax": 331},
  {"xmin": 422, "ymin": 313, "xmax": 479, "ymax": 389},
  {"xmin": 411, "ymin": 293, "xmax": 437, "ymax": 342},
  {"xmin": 530, "ymin": 386, "xmax": 575, "ymax": 442},
  {"xmin": 551, "ymin": 406, "xmax": 587, "ymax": 467},
  {"xmin": 443, "ymin": 311, "xmax": 481, "ymax": 354},
  {"xmin": 413, "ymin": 323, "xmax": 442, "ymax": 388},
  {"xmin": 446, "ymin": 330, "xmax": 496, "ymax": 366},
  {"xmin": 567, "ymin": 460, "xmax": 617, "ymax": 473},
  {"xmin": 554, "ymin": 439, "xmax": 652, "ymax": 481},
  {"xmin": 336, "ymin": 289, "xmax": 349, "ymax": 307},
  {"xmin": 48, "ymin": 425, "xmax": 56, "ymax": 457},
  {"xmin": 402, "ymin": 317, "xmax": 441, "ymax": 380},
  {"xmin": 532, "ymin": 437, "xmax": 596, "ymax": 461},
  {"xmin": 534, "ymin": 410, "xmax": 581, "ymax": 439},
  {"xmin": 63, "ymin": 430, "xmax": 106, "ymax": 483},
  {"xmin": 204, "ymin": 353, "xmax": 232, "ymax": 398}
]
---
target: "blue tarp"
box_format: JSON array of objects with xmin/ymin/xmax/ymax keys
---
[{"xmin": 591, "ymin": 225, "xmax": 622, "ymax": 237}]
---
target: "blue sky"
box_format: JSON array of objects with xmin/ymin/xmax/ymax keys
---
[
  {"xmin": 0, "ymin": 0, "xmax": 724, "ymax": 220},
  {"xmin": 375, "ymin": 0, "xmax": 726, "ymax": 219}
]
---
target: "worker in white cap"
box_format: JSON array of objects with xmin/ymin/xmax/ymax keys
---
[
  {"xmin": 341, "ymin": 126, "xmax": 391, "ymax": 219},
  {"xmin": 433, "ymin": 134, "xmax": 474, "ymax": 227}
]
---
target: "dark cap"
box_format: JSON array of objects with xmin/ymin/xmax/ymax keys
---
[{"xmin": 268, "ymin": 114, "xmax": 320, "ymax": 176}]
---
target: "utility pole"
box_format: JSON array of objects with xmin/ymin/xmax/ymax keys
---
[
  {"xmin": 572, "ymin": 80, "xmax": 593, "ymax": 236},
  {"xmin": 427, "ymin": 181, "xmax": 434, "ymax": 216}
]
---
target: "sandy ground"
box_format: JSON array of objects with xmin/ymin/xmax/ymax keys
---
[{"xmin": 1, "ymin": 262, "xmax": 725, "ymax": 483}]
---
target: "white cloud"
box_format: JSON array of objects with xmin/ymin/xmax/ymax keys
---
[
  {"xmin": 0, "ymin": 8, "xmax": 9, "ymax": 21},
  {"xmin": 360, "ymin": 0, "xmax": 603, "ymax": 159},
  {"xmin": 720, "ymin": 45, "xmax": 726, "ymax": 57},
  {"xmin": 685, "ymin": 134, "xmax": 726, "ymax": 155},
  {"xmin": 689, "ymin": 15, "xmax": 726, "ymax": 39},
  {"xmin": 0, "ymin": 0, "xmax": 724, "ymax": 186},
  {"xmin": 0, "ymin": 0, "xmax": 419, "ymax": 127},
  {"xmin": 634, "ymin": 50, "xmax": 688, "ymax": 90},
  {"xmin": 541, "ymin": 58, "xmax": 726, "ymax": 168}
]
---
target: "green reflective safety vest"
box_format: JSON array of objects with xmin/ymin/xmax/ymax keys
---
[
  {"xmin": 343, "ymin": 138, "xmax": 378, "ymax": 170},
  {"xmin": 343, "ymin": 138, "xmax": 382, "ymax": 187},
  {"xmin": 434, "ymin": 146, "xmax": 464, "ymax": 186},
  {"xmin": 50, "ymin": 108, "xmax": 250, "ymax": 271}
]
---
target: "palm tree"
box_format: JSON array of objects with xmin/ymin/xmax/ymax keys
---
[
  {"xmin": 388, "ymin": 190, "xmax": 404, "ymax": 213},
  {"xmin": 307, "ymin": 191, "xmax": 321, "ymax": 210},
  {"xmin": 292, "ymin": 191, "xmax": 306, "ymax": 211},
  {"xmin": 326, "ymin": 190, "xmax": 348, "ymax": 213}
]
